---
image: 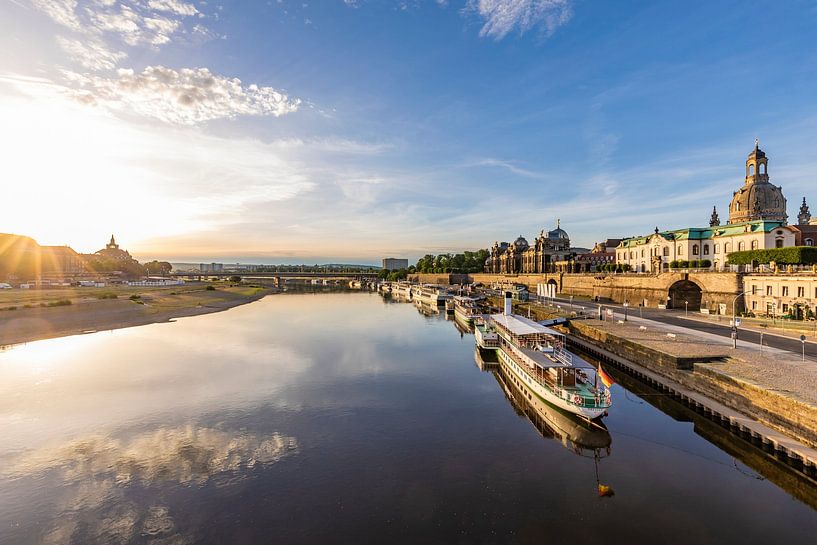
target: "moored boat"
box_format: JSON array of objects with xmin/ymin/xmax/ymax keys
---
[
  {"xmin": 482, "ymin": 293, "xmax": 612, "ymax": 420},
  {"xmin": 453, "ymin": 296, "xmax": 482, "ymax": 327}
]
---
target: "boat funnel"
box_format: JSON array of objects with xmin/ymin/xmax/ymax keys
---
[{"xmin": 504, "ymin": 291, "xmax": 512, "ymax": 316}]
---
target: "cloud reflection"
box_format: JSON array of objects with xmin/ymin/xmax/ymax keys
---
[{"xmin": 3, "ymin": 425, "xmax": 297, "ymax": 545}]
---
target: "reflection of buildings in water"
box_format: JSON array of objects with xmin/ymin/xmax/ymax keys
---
[
  {"xmin": 2, "ymin": 425, "xmax": 298, "ymax": 545},
  {"xmin": 491, "ymin": 364, "xmax": 612, "ymax": 456}
]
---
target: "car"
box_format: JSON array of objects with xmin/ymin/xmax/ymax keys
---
[{"xmin": 0, "ymin": 283, "xmax": 12, "ymax": 289}]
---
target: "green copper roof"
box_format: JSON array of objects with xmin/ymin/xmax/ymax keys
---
[{"xmin": 617, "ymin": 220, "xmax": 787, "ymax": 248}]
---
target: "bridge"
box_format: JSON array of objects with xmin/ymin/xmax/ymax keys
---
[{"xmin": 171, "ymin": 271, "xmax": 378, "ymax": 279}]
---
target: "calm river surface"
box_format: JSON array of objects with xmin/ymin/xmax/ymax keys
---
[{"xmin": 1, "ymin": 292, "xmax": 817, "ymax": 544}]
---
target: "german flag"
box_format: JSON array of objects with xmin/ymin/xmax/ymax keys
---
[{"xmin": 598, "ymin": 364, "xmax": 615, "ymax": 388}]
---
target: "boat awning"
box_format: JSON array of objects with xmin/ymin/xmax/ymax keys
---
[
  {"xmin": 518, "ymin": 345, "xmax": 597, "ymax": 370},
  {"xmin": 490, "ymin": 314, "xmax": 563, "ymax": 337}
]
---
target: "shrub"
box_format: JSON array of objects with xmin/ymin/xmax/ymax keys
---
[
  {"xmin": 96, "ymin": 293, "xmax": 117, "ymax": 300},
  {"xmin": 727, "ymin": 246, "xmax": 817, "ymax": 265},
  {"xmin": 689, "ymin": 259, "xmax": 700, "ymax": 268},
  {"xmin": 205, "ymin": 285, "xmax": 216, "ymax": 291},
  {"xmin": 700, "ymin": 259, "xmax": 712, "ymax": 268},
  {"xmin": 46, "ymin": 299, "xmax": 72, "ymax": 307},
  {"xmin": 669, "ymin": 260, "xmax": 679, "ymax": 268},
  {"xmin": 129, "ymin": 294, "xmax": 141, "ymax": 300},
  {"xmin": 678, "ymin": 260, "xmax": 688, "ymax": 268}
]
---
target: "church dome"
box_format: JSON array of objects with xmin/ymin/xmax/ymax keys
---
[
  {"xmin": 728, "ymin": 142, "xmax": 787, "ymax": 224},
  {"xmin": 548, "ymin": 227, "xmax": 569, "ymax": 240},
  {"xmin": 513, "ymin": 236, "xmax": 529, "ymax": 250}
]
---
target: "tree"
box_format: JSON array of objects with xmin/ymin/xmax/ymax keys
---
[
  {"xmin": 144, "ymin": 260, "xmax": 172, "ymax": 275},
  {"xmin": 229, "ymin": 275, "xmax": 242, "ymax": 283}
]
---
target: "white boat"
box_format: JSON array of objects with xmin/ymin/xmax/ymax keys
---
[
  {"xmin": 453, "ymin": 296, "xmax": 482, "ymax": 326},
  {"xmin": 481, "ymin": 293, "xmax": 612, "ymax": 420},
  {"xmin": 415, "ymin": 285, "xmax": 452, "ymax": 306},
  {"xmin": 474, "ymin": 318, "xmax": 499, "ymax": 350}
]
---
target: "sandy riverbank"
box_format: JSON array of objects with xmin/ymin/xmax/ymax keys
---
[{"xmin": 0, "ymin": 284, "xmax": 270, "ymax": 346}]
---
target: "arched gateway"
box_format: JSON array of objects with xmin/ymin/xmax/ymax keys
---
[{"xmin": 668, "ymin": 279, "xmax": 703, "ymax": 310}]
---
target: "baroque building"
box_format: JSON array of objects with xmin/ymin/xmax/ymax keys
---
[
  {"xmin": 727, "ymin": 141, "xmax": 787, "ymax": 224},
  {"xmin": 484, "ymin": 221, "xmax": 573, "ymax": 274},
  {"xmin": 617, "ymin": 143, "xmax": 799, "ymax": 273}
]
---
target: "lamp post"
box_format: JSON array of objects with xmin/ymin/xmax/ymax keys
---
[
  {"xmin": 731, "ymin": 290, "xmax": 751, "ymax": 349},
  {"xmin": 623, "ymin": 300, "xmax": 629, "ymax": 322},
  {"xmin": 801, "ymin": 335, "xmax": 807, "ymax": 362},
  {"xmin": 684, "ymin": 300, "xmax": 688, "ymax": 317}
]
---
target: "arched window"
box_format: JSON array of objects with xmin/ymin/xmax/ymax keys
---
[
  {"xmin": 751, "ymin": 240, "xmax": 758, "ymax": 250},
  {"xmin": 714, "ymin": 260, "xmax": 719, "ymax": 270},
  {"xmin": 806, "ymin": 239, "xmax": 814, "ymax": 247},
  {"xmin": 641, "ymin": 249, "xmax": 645, "ymax": 258},
  {"xmin": 703, "ymin": 244, "xmax": 709, "ymax": 255},
  {"xmin": 736, "ymin": 202, "xmax": 741, "ymax": 211},
  {"xmin": 776, "ymin": 238, "xmax": 784, "ymax": 248},
  {"xmin": 663, "ymin": 246, "xmax": 669, "ymax": 256},
  {"xmin": 677, "ymin": 245, "xmax": 683, "ymax": 255},
  {"xmin": 749, "ymin": 164, "xmax": 755, "ymax": 175},
  {"xmin": 760, "ymin": 163, "xmax": 766, "ymax": 174},
  {"xmin": 724, "ymin": 242, "xmax": 731, "ymax": 253},
  {"xmin": 738, "ymin": 241, "xmax": 745, "ymax": 251},
  {"xmin": 714, "ymin": 243, "xmax": 720, "ymax": 254},
  {"xmin": 692, "ymin": 244, "xmax": 699, "ymax": 255}
]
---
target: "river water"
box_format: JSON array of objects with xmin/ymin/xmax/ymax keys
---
[{"xmin": 1, "ymin": 292, "xmax": 816, "ymax": 544}]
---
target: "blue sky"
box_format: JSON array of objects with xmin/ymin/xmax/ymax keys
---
[{"xmin": 2, "ymin": 1, "xmax": 817, "ymax": 264}]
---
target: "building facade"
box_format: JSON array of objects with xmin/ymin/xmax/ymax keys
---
[
  {"xmin": 744, "ymin": 274, "xmax": 817, "ymax": 319},
  {"xmin": 484, "ymin": 221, "xmax": 573, "ymax": 274},
  {"xmin": 616, "ymin": 222, "xmax": 797, "ymax": 273},
  {"xmin": 382, "ymin": 258, "xmax": 409, "ymax": 271}
]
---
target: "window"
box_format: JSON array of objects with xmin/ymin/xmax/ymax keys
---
[
  {"xmin": 725, "ymin": 242, "xmax": 732, "ymax": 253},
  {"xmin": 751, "ymin": 240, "xmax": 758, "ymax": 250},
  {"xmin": 714, "ymin": 243, "xmax": 720, "ymax": 254},
  {"xmin": 663, "ymin": 246, "xmax": 669, "ymax": 256},
  {"xmin": 766, "ymin": 285, "xmax": 773, "ymax": 296},
  {"xmin": 807, "ymin": 239, "xmax": 814, "ymax": 247},
  {"xmin": 692, "ymin": 244, "xmax": 699, "ymax": 255},
  {"xmin": 736, "ymin": 202, "xmax": 741, "ymax": 211},
  {"xmin": 776, "ymin": 238, "xmax": 784, "ymax": 248},
  {"xmin": 641, "ymin": 249, "xmax": 645, "ymax": 258},
  {"xmin": 782, "ymin": 286, "xmax": 789, "ymax": 297},
  {"xmin": 751, "ymin": 285, "xmax": 758, "ymax": 295},
  {"xmin": 798, "ymin": 286, "xmax": 805, "ymax": 297},
  {"xmin": 749, "ymin": 164, "xmax": 755, "ymax": 175},
  {"xmin": 760, "ymin": 163, "xmax": 766, "ymax": 174},
  {"xmin": 738, "ymin": 241, "xmax": 745, "ymax": 251},
  {"xmin": 703, "ymin": 244, "xmax": 709, "ymax": 255},
  {"xmin": 752, "ymin": 301, "xmax": 757, "ymax": 310},
  {"xmin": 782, "ymin": 303, "xmax": 789, "ymax": 313},
  {"xmin": 678, "ymin": 245, "xmax": 683, "ymax": 255}
]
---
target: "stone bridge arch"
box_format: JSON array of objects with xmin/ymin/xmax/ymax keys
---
[{"xmin": 667, "ymin": 279, "xmax": 703, "ymax": 310}]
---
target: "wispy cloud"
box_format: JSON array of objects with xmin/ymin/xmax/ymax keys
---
[
  {"xmin": 63, "ymin": 66, "xmax": 301, "ymax": 124},
  {"xmin": 464, "ymin": 0, "xmax": 573, "ymax": 39}
]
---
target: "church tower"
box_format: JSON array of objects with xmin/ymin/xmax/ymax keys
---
[
  {"xmin": 709, "ymin": 206, "xmax": 720, "ymax": 227},
  {"xmin": 727, "ymin": 141, "xmax": 787, "ymax": 224},
  {"xmin": 799, "ymin": 197, "xmax": 811, "ymax": 225}
]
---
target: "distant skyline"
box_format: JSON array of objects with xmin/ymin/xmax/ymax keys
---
[{"xmin": 3, "ymin": 1, "xmax": 817, "ymax": 264}]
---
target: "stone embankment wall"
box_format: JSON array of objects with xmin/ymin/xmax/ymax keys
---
[
  {"xmin": 470, "ymin": 272, "xmax": 743, "ymax": 312},
  {"xmin": 566, "ymin": 318, "xmax": 817, "ymax": 448}
]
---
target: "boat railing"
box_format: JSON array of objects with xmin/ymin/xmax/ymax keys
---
[{"xmin": 553, "ymin": 345, "xmax": 573, "ymax": 367}]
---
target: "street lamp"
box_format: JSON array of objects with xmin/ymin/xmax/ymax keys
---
[
  {"xmin": 684, "ymin": 300, "xmax": 688, "ymax": 317},
  {"xmin": 623, "ymin": 300, "xmax": 629, "ymax": 322},
  {"xmin": 731, "ymin": 290, "xmax": 752, "ymax": 349}
]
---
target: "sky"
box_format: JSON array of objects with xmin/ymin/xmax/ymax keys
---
[{"xmin": 2, "ymin": 1, "xmax": 817, "ymax": 265}]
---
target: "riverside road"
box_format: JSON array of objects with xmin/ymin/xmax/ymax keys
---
[{"xmin": 544, "ymin": 296, "xmax": 817, "ymax": 362}]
